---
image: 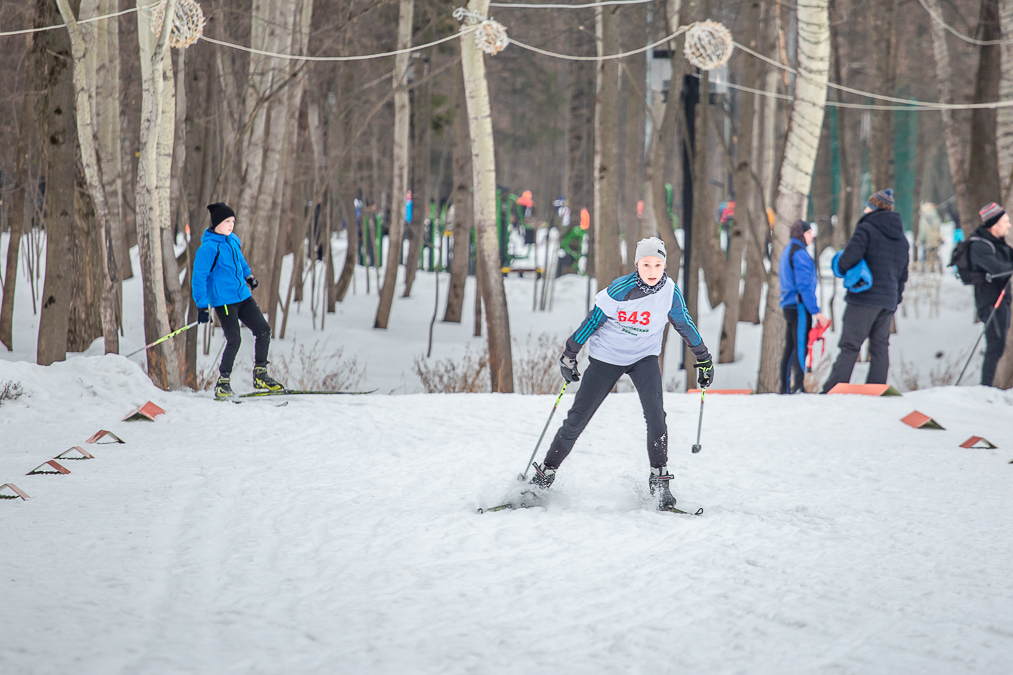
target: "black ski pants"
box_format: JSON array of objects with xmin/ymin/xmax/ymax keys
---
[
  {"xmin": 781, "ymin": 306, "xmax": 811, "ymax": 394},
  {"xmin": 543, "ymin": 355, "xmax": 667, "ymax": 470},
  {"xmin": 215, "ymin": 297, "xmax": 271, "ymax": 376},
  {"xmin": 979, "ymin": 301, "xmax": 1011, "ymax": 387},
  {"xmin": 821, "ymin": 303, "xmax": 894, "ymax": 393}
]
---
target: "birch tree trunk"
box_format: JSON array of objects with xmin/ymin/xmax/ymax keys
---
[
  {"xmin": 335, "ymin": 65, "xmax": 357, "ymax": 302},
  {"xmin": 622, "ymin": 4, "xmax": 647, "ymax": 270},
  {"xmin": 404, "ymin": 51, "xmax": 432, "ymax": 298},
  {"xmin": 56, "ymin": 0, "xmax": 119, "ymax": 355},
  {"xmin": 135, "ymin": 0, "xmax": 183, "ymax": 388},
  {"xmin": 924, "ymin": 0, "xmax": 977, "ymax": 233},
  {"xmin": 719, "ymin": 0, "xmax": 761, "ymax": 363},
  {"xmin": 375, "ymin": 0, "xmax": 414, "ymax": 329},
  {"xmin": 593, "ymin": 5, "xmax": 623, "ymax": 289},
  {"xmin": 445, "ymin": 61, "xmax": 472, "ymax": 323},
  {"xmin": 756, "ymin": 0, "xmax": 830, "ymax": 393},
  {"xmin": 460, "ymin": 0, "xmax": 514, "ymax": 391}
]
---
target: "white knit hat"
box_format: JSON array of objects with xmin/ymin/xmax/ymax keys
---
[{"xmin": 635, "ymin": 237, "xmax": 667, "ymax": 264}]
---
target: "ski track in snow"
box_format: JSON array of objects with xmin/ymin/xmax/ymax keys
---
[{"xmin": 2, "ymin": 357, "xmax": 1012, "ymax": 673}]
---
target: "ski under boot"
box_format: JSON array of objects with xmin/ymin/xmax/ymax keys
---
[
  {"xmin": 649, "ymin": 466, "xmax": 678, "ymax": 511},
  {"xmin": 529, "ymin": 462, "xmax": 556, "ymax": 490},
  {"xmin": 214, "ymin": 375, "xmax": 234, "ymax": 401},
  {"xmin": 253, "ymin": 366, "xmax": 285, "ymax": 391}
]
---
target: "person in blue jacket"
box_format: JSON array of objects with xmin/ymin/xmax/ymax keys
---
[
  {"xmin": 192, "ymin": 203, "xmax": 284, "ymax": 401},
  {"xmin": 779, "ymin": 220, "xmax": 830, "ymax": 393}
]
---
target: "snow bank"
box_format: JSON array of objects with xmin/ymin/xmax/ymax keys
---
[{"xmin": 1, "ymin": 357, "xmax": 1012, "ymax": 672}]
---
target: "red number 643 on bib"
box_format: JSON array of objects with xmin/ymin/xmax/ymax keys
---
[{"xmin": 616, "ymin": 310, "xmax": 650, "ymax": 326}]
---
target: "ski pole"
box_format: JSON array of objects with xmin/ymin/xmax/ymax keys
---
[
  {"xmin": 125, "ymin": 322, "xmax": 199, "ymax": 359},
  {"xmin": 955, "ymin": 278, "xmax": 1011, "ymax": 386},
  {"xmin": 518, "ymin": 381, "xmax": 568, "ymax": 481},
  {"xmin": 691, "ymin": 387, "xmax": 706, "ymax": 453}
]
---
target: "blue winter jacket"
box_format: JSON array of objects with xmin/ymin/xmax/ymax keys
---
[
  {"xmin": 191, "ymin": 229, "xmax": 253, "ymax": 309},
  {"xmin": 778, "ymin": 238, "xmax": 820, "ymax": 315}
]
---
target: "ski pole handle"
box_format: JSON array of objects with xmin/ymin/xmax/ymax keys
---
[
  {"xmin": 518, "ymin": 381, "xmax": 568, "ymax": 481},
  {"xmin": 125, "ymin": 322, "xmax": 199, "ymax": 359}
]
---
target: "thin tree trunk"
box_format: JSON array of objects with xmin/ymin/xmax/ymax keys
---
[
  {"xmin": 756, "ymin": 0, "xmax": 830, "ymax": 393},
  {"xmin": 622, "ymin": 4, "xmax": 647, "ymax": 270},
  {"xmin": 404, "ymin": 49, "xmax": 432, "ymax": 297},
  {"xmin": 594, "ymin": 5, "xmax": 623, "ymax": 289},
  {"xmin": 694, "ymin": 69, "xmax": 724, "ymax": 310},
  {"xmin": 869, "ymin": 0, "xmax": 898, "ymax": 190},
  {"xmin": 1, "ymin": 22, "xmax": 42, "ymax": 351},
  {"xmin": 998, "ymin": 0, "xmax": 1013, "ymax": 201},
  {"xmin": 335, "ymin": 62, "xmax": 357, "ymax": 302},
  {"xmin": 924, "ymin": 0, "xmax": 977, "ymax": 233},
  {"xmin": 719, "ymin": 0, "xmax": 761, "ymax": 363},
  {"xmin": 460, "ymin": 0, "xmax": 513, "ymax": 391},
  {"xmin": 375, "ymin": 0, "xmax": 414, "ymax": 329},
  {"xmin": 829, "ymin": 4, "xmax": 854, "ymax": 249},
  {"xmin": 969, "ymin": 0, "xmax": 1003, "ymax": 218},
  {"xmin": 445, "ymin": 61, "xmax": 472, "ymax": 323}
]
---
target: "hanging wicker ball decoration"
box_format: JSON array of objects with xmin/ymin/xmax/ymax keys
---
[
  {"xmin": 453, "ymin": 7, "xmax": 509, "ymax": 55},
  {"xmin": 684, "ymin": 20, "xmax": 734, "ymax": 71},
  {"xmin": 151, "ymin": 0, "xmax": 206, "ymax": 50}
]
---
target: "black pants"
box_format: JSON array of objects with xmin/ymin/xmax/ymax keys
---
[
  {"xmin": 215, "ymin": 297, "xmax": 271, "ymax": 376},
  {"xmin": 543, "ymin": 355, "xmax": 667, "ymax": 470},
  {"xmin": 822, "ymin": 304, "xmax": 894, "ymax": 393},
  {"xmin": 781, "ymin": 306, "xmax": 811, "ymax": 394},
  {"xmin": 979, "ymin": 301, "xmax": 1011, "ymax": 387}
]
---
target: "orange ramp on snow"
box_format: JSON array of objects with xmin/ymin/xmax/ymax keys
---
[
  {"xmin": 959, "ymin": 436, "xmax": 997, "ymax": 449},
  {"xmin": 123, "ymin": 402, "xmax": 166, "ymax": 422},
  {"xmin": 901, "ymin": 411, "xmax": 945, "ymax": 430},
  {"xmin": 827, "ymin": 383, "xmax": 902, "ymax": 396}
]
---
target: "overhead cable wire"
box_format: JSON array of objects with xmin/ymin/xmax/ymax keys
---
[
  {"xmin": 510, "ymin": 25, "xmax": 687, "ymax": 61},
  {"xmin": 199, "ymin": 27, "xmax": 475, "ymax": 62},
  {"xmin": 914, "ymin": 0, "xmax": 1013, "ymax": 47},
  {"xmin": 0, "ymin": 1, "xmax": 158, "ymax": 38},
  {"xmin": 733, "ymin": 40, "xmax": 1013, "ymax": 109},
  {"xmin": 490, "ymin": 0, "xmax": 651, "ymax": 8}
]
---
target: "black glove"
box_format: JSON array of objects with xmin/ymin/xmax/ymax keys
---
[
  {"xmin": 197, "ymin": 307, "xmax": 211, "ymax": 324},
  {"xmin": 559, "ymin": 355, "xmax": 581, "ymax": 383},
  {"xmin": 696, "ymin": 357, "xmax": 714, "ymax": 388},
  {"xmin": 246, "ymin": 275, "xmax": 259, "ymax": 290}
]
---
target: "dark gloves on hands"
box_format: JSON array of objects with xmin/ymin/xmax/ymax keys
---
[
  {"xmin": 696, "ymin": 357, "xmax": 714, "ymax": 388},
  {"xmin": 559, "ymin": 354, "xmax": 581, "ymax": 383},
  {"xmin": 197, "ymin": 307, "xmax": 211, "ymax": 324},
  {"xmin": 246, "ymin": 275, "xmax": 259, "ymax": 290}
]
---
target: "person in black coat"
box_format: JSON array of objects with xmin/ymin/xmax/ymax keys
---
[
  {"xmin": 822, "ymin": 188, "xmax": 910, "ymax": 392},
  {"xmin": 969, "ymin": 203, "xmax": 1013, "ymax": 386}
]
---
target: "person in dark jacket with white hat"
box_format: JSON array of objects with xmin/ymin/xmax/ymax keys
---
[{"xmin": 821, "ymin": 189, "xmax": 910, "ymax": 392}]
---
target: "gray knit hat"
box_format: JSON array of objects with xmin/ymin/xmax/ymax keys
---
[{"xmin": 634, "ymin": 237, "xmax": 667, "ymax": 264}]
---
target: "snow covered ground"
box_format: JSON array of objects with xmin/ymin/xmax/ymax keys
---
[{"xmin": 1, "ymin": 356, "xmax": 1012, "ymax": 673}]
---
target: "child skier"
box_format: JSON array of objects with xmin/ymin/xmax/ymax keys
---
[
  {"xmin": 530, "ymin": 237, "xmax": 714, "ymax": 511},
  {"xmin": 191, "ymin": 203, "xmax": 284, "ymax": 401}
]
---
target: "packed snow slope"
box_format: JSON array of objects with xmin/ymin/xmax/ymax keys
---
[{"xmin": 1, "ymin": 357, "xmax": 1012, "ymax": 673}]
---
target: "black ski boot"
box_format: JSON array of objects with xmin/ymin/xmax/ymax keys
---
[
  {"xmin": 253, "ymin": 365, "xmax": 285, "ymax": 391},
  {"xmin": 649, "ymin": 466, "xmax": 678, "ymax": 511},
  {"xmin": 529, "ymin": 462, "xmax": 556, "ymax": 490},
  {"xmin": 214, "ymin": 375, "xmax": 234, "ymax": 401}
]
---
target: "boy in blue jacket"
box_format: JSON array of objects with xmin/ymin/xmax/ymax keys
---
[
  {"xmin": 779, "ymin": 220, "xmax": 830, "ymax": 393},
  {"xmin": 192, "ymin": 203, "xmax": 284, "ymax": 400}
]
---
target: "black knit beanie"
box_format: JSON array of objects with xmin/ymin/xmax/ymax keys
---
[
  {"xmin": 789, "ymin": 219, "xmax": 812, "ymax": 241},
  {"xmin": 207, "ymin": 203, "xmax": 236, "ymax": 231}
]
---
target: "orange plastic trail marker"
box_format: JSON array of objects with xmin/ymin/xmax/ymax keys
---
[
  {"xmin": 959, "ymin": 436, "xmax": 997, "ymax": 449},
  {"xmin": 123, "ymin": 401, "xmax": 166, "ymax": 422},
  {"xmin": 0, "ymin": 483, "xmax": 32, "ymax": 500},
  {"xmin": 56, "ymin": 446, "xmax": 95, "ymax": 460},
  {"xmin": 86, "ymin": 430, "xmax": 124, "ymax": 444},
  {"xmin": 28, "ymin": 460, "xmax": 72, "ymax": 475},
  {"xmin": 901, "ymin": 411, "xmax": 945, "ymax": 430},
  {"xmin": 828, "ymin": 383, "xmax": 902, "ymax": 396}
]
